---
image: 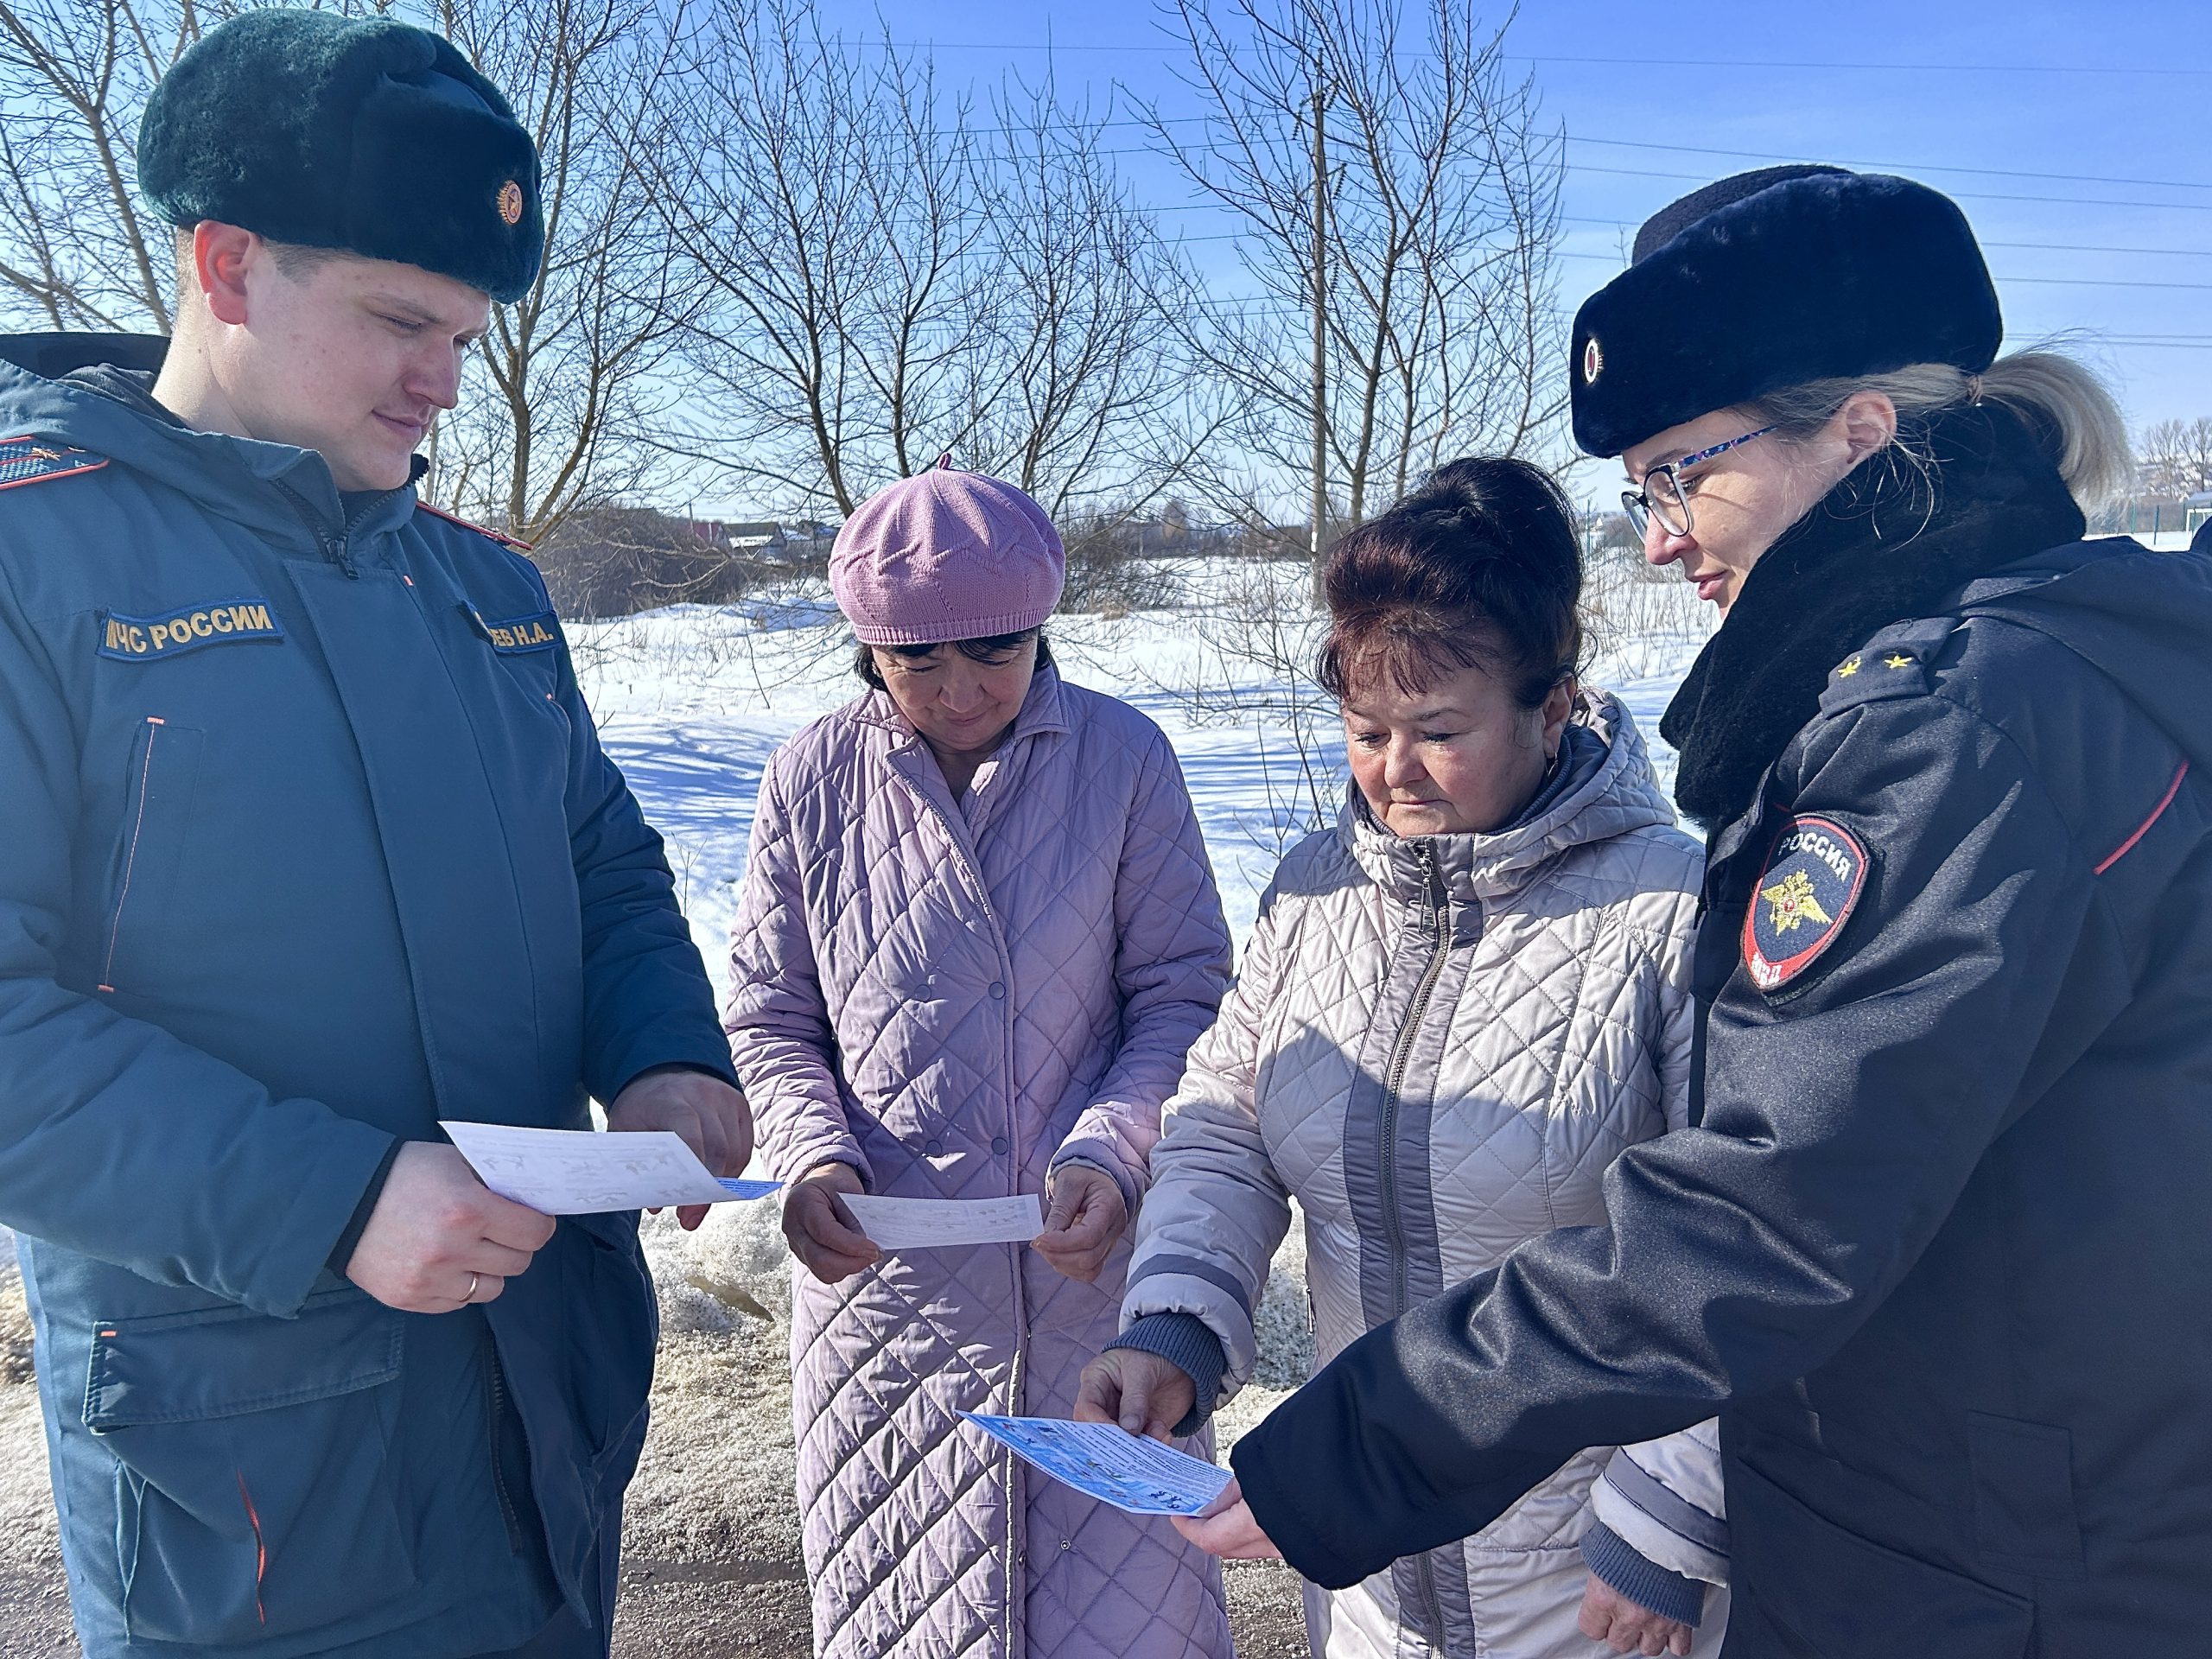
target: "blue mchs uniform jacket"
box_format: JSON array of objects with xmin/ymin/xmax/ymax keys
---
[
  {"xmin": 1230, "ymin": 538, "xmax": 2212, "ymax": 1656},
  {"xmin": 0, "ymin": 341, "xmax": 735, "ymax": 1657}
]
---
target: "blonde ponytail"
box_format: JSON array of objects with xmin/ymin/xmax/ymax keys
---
[{"xmin": 1747, "ymin": 346, "xmax": 2132, "ymax": 510}]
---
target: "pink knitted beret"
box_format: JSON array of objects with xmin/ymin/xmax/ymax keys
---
[{"xmin": 829, "ymin": 458, "xmax": 1066, "ymax": 645}]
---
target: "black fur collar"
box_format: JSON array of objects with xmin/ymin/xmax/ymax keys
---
[{"xmin": 1660, "ymin": 404, "xmax": 2086, "ymax": 832}]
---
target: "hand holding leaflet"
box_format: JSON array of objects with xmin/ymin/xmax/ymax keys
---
[
  {"xmin": 962, "ymin": 1414, "xmax": 1233, "ymax": 1516},
  {"xmin": 442, "ymin": 1122, "xmax": 782, "ymax": 1215},
  {"xmin": 841, "ymin": 1192, "xmax": 1046, "ymax": 1250}
]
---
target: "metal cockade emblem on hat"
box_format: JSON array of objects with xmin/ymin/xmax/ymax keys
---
[
  {"xmin": 1582, "ymin": 336, "xmax": 1603, "ymax": 384},
  {"xmin": 498, "ymin": 180, "xmax": 525, "ymax": 226}
]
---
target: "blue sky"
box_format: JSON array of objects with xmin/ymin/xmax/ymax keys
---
[{"xmin": 807, "ymin": 0, "xmax": 2210, "ymax": 451}]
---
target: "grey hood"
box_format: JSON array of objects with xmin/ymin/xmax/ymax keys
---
[{"xmin": 1345, "ymin": 688, "xmax": 1682, "ymax": 909}]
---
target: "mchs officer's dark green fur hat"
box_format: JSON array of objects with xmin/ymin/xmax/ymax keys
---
[
  {"xmin": 137, "ymin": 10, "xmax": 543, "ymax": 303},
  {"xmin": 1569, "ymin": 166, "xmax": 2003, "ymax": 458}
]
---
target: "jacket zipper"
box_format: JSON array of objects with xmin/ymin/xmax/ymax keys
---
[
  {"xmin": 486, "ymin": 1340, "xmax": 530, "ymax": 1554},
  {"xmin": 98, "ymin": 715, "xmax": 168, "ymax": 995},
  {"xmin": 1376, "ymin": 841, "xmax": 1453, "ymax": 1645},
  {"xmin": 275, "ymin": 480, "xmax": 410, "ymax": 579}
]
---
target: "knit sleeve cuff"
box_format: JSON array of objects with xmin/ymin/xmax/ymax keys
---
[
  {"xmin": 1581, "ymin": 1520, "xmax": 1707, "ymax": 1628},
  {"xmin": 327, "ymin": 1135, "xmax": 404, "ymax": 1276},
  {"xmin": 1107, "ymin": 1311, "xmax": 1227, "ymax": 1437}
]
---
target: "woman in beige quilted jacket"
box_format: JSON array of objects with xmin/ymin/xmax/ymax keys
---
[{"xmin": 1078, "ymin": 457, "xmax": 1730, "ymax": 1659}]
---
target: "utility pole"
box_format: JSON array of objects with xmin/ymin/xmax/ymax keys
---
[{"xmin": 1308, "ymin": 72, "xmax": 1328, "ymax": 577}]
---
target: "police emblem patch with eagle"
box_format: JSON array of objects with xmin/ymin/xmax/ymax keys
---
[
  {"xmin": 1743, "ymin": 816, "xmax": 1867, "ymax": 992},
  {"xmin": 1759, "ymin": 869, "xmax": 1832, "ymax": 933}
]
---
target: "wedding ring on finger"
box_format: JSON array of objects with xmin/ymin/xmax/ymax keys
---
[{"xmin": 465, "ymin": 1271, "xmax": 481, "ymax": 1302}]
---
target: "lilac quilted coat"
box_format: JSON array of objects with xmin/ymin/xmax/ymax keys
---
[{"xmin": 725, "ymin": 665, "xmax": 1236, "ymax": 1659}]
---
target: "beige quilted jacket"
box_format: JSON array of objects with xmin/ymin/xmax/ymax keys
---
[{"xmin": 1124, "ymin": 692, "xmax": 1726, "ymax": 1657}]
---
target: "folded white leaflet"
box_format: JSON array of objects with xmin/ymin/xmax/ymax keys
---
[
  {"xmin": 441, "ymin": 1122, "xmax": 760, "ymax": 1214},
  {"xmin": 841, "ymin": 1192, "xmax": 1045, "ymax": 1249}
]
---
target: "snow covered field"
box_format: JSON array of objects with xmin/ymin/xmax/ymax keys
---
[{"xmin": 578, "ymin": 556, "xmax": 1715, "ymax": 999}]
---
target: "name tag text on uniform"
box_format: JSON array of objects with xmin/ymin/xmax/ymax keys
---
[
  {"xmin": 99, "ymin": 600, "xmax": 283, "ymax": 660},
  {"xmin": 470, "ymin": 607, "xmax": 559, "ymax": 653}
]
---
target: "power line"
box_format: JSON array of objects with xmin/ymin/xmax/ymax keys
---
[
  {"xmin": 876, "ymin": 41, "xmax": 2212, "ymax": 79},
  {"xmin": 941, "ymin": 116, "xmax": 2212, "ymax": 202},
  {"xmin": 1553, "ymin": 248, "xmax": 2212, "ymax": 292},
  {"xmin": 1516, "ymin": 54, "xmax": 2212, "ymax": 79},
  {"xmin": 1557, "ymin": 218, "xmax": 2212, "ymax": 263},
  {"xmin": 1569, "ymin": 162, "xmax": 2212, "ymax": 215},
  {"xmin": 1097, "ymin": 141, "xmax": 2212, "ymax": 218},
  {"xmin": 1183, "ymin": 220, "xmax": 2212, "ymax": 283},
  {"xmin": 1560, "ymin": 217, "xmax": 2212, "ymax": 263},
  {"xmin": 1561, "ymin": 135, "xmax": 2212, "ymax": 194}
]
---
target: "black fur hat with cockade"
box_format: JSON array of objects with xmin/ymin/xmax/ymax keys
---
[
  {"xmin": 137, "ymin": 10, "xmax": 543, "ymax": 304},
  {"xmin": 1569, "ymin": 165, "xmax": 2003, "ymax": 458}
]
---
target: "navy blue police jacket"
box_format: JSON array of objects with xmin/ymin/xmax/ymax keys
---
[
  {"xmin": 1230, "ymin": 537, "xmax": 2212, "ymax": 1656},
  {"xmin": 0, "ymin": 340, "xmax": 735, "ymax": 1657}
]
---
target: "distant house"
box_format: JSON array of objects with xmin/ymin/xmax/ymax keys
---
[
  {"xmin": 766, "ymin": 522, "xmax": 840, "ymax": 563},
  {"xmin": 2187, "ymin": 492, "xmax": 2212, "ymax": 535},
  {"xmin": 723, "ymin": 522, "xmax": 786, "ymax": 556},
  {"xmin": 679, "ymin": 518, "xmax": 840, "ymax": 563}
]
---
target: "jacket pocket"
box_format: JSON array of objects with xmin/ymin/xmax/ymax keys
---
[
  {"xmin": 83, "ymin": 1287, "xmax": 416, "ymax": 1646},
  {"xmin": 1967, "ymin": 1412, "xmax": 2084, "ymax": 1580},
  {"xmin": 565, "ymin": 1208, "xmax": 656, "ymax": 1478},
  {"xmin": 1729, "ymin": 1458, "xmax": 2031, "ymax": 1659},
  {"xmin": 97, "ymin": 715, "xmax": 205, "ymax": 996}
]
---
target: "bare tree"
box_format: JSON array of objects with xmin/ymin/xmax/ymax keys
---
[
  {"xmin": 1145, "ymin": 0, "xmax": 1565, "ymax": 549},
  {"xmin": 0, "ymin": 0, "xmax": 331, "ymax": 333},
  {"xmin": 2139, "ymin": 416, "xmax": 2212, "ymax": 499},
  {"xmin": 0, "ymin": 0, "xmax": 678, "ymax": 546},
  {"xmin": 417, "ymin": 0, "xmax": 697, "ymax": 542},
  {"xmin": 647, "ymin": 0, "xmax": 1208, "ymax": 520},
  {"xmin": 963, "ymin": 72, "xmax": 1217, "ymax": 518},
  {"xmin": 643, "ymin": 0, "xmax": 990, "ymax": 517}
]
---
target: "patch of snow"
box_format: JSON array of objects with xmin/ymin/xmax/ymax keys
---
[{"xmin": 575, "ymin": 561, "xmax": 1713, "ymax": 998}]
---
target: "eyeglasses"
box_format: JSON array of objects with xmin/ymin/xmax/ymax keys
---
[{"xmin": 1621, "ymin": 425, "xmax": 1778, "ymax": 539}]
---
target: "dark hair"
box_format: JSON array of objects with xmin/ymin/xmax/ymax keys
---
[
  {"xmin": 855, "ymin": 628, "xmax": 1052, "ymax": 690},
  {"xmin": 172, "ymin": 225, "xmax": 340, "ymax": 286},
  {"xmin": 1316, "ymin": 455, "xmax": 1583, "ymax": 710}
]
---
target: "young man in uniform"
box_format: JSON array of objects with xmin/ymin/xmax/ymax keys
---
[{"xmin": 0, "ymin": 13, "xmax": 747, "ymax": 1656}]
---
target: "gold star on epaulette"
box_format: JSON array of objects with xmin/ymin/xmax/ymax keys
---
[
  {"xmin": 1837, "ymin": 656, "xmax": 1862, "ymax": 677},
  {"xmin": 1885, "ymin": 653, "xmax": 1913, "ymax": 670}
]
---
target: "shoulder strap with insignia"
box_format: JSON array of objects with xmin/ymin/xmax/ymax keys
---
[
  {"xmin": 0, "ymin": 435, "xmax": 107, "ymax": 493},
  {"xmin": 1818, "ymin": 617, "xmax": 1960, "ymax": 715},
  {"xmin": 416, "ymin": 499, "xmax": 533, "ymax": 551}
]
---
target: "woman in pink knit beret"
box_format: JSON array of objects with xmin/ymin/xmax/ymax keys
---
[{"xmin": 724, "ymin": 459, "xmax": 1236, "ymax": 1659}]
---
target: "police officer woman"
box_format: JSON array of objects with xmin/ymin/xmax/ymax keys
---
[{"xmin": 1173, "ymin": 167, "xmax": 2212, "ymax": 1657}]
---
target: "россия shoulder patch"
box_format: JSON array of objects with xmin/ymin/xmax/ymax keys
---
[
  {"xmin": 0, "ymin": 436, "xmax": 107, "ymax": 492},
  {"xmin": 1742, "ymin": 815, "xmax": 1868, "ymax": 993}
]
